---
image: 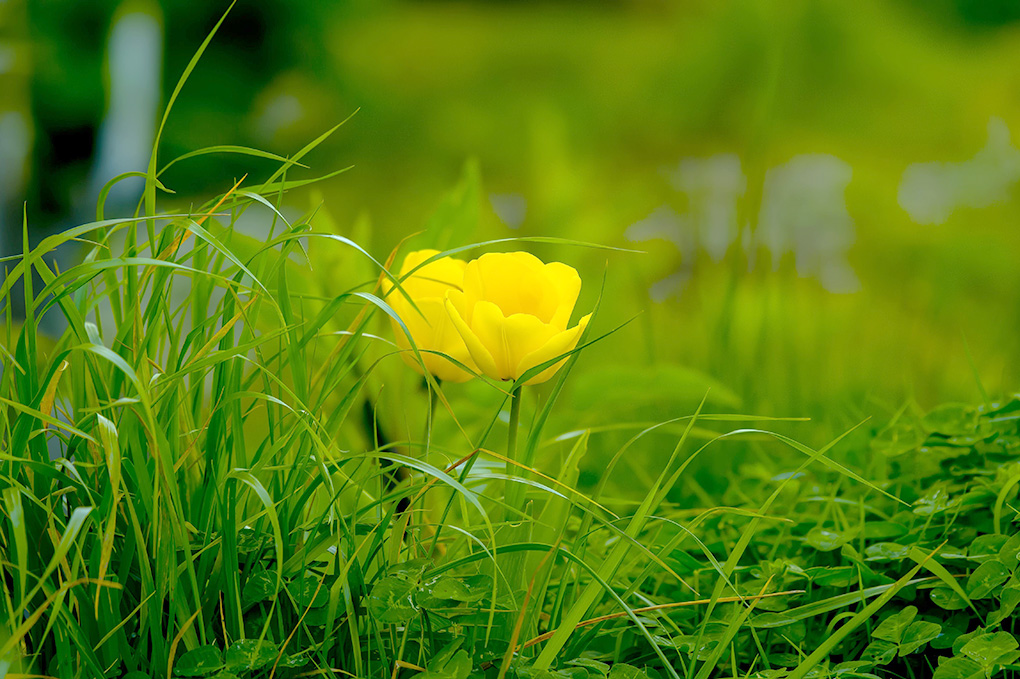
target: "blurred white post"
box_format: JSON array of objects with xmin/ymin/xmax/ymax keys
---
[
  {"xmin": 87, "ymin": 0, "xmax": 163, "ymax": 214},
  {"xmin": 0, "ymin": 0, "xmax": 32, "ymax": 258}
]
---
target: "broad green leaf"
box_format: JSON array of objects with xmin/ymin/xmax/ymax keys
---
[
  {"xmin": 997, "ymin": 533, "xmax": 1020, "ymax": 566},
  {"xmin": 931, "ymin": 587, "xmax": 968, "ymax": 611},
  {"xmin": 174, "ymin": 645, "xmax": 223, "ymax": 677},
  {"xmin": 989, "ymin": 584, "xmax": 1020, "ymax": 626},
  {"xmin": 931, "ymin": 624, "xmax": 965, "ymax": 650},
  {"xmin": 969, "ymin": 534, "xmax": 1009, "ymax": 563},
  {"xmin": 291, "ymin": 576, "xmax": 329, "ymax": 608},
  {"xmin": 608, "ymin": 665, "xmax": 650, "ymax": 679},
  {"xmin": 872, "ymin": 606, "xmax": 916, "ymax": 643},
  {"xmin": 860, "ymin": 640, "xmax": 897, "ymax": 665},
  {"xmin": 932, "ymin": 657, "xmax": 984, "ymax": 679},
  {"xmin": 960, "ymin": 631, "xmax": 1019, "ymax": 667},
  {"xmin": 241, "ymin": 571, "xmax": 276, "ymax": 605},
  {"xmin": 805, "ymin": 527, "xmax": 852, "ymax": 551},
  {"xmin": 966, "ymin": 560, "xmax": 1010, "ymax": 599},
  {"xmin": 862, "ymin": 521, "xmax": 908, "ymax": 540},
  {"xmin": 900, "ymin": 621, "xmax": 942, "ymax": 655},
  {"xmin": 368, "ymin": 577, "xmax": 419, "ymax": 624},
  {"xmin": 865, "ymin": 542, "xmax": 910, "ymax": 562},
  {"xmin": 567, "ymin": 659, "xmax": 610, "ymax": 676},
  {"xmin": 224, "ymin": 640, "xmax": 278, "ymax": 672},
  {"xmin": 913, "ymin": 488, "xmax": 958, "ymax": 516},
  {"xmin": 430, "ymin": 575, "xmax": 491, "ymax": 602},
  {"xmin": 421, "ymin": 649, "xmax": 472, "ymax": 679},
  {"xmin": 924, "ymin": 404, "xmax": 978, "ymax": 436}
]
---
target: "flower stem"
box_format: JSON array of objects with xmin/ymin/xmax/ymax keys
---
[{"xmin": 505, "ymin": 385, "xmax": 523, "ymax": 520}]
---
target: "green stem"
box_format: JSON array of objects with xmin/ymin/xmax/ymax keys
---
[{"xmin": 505, "ymin": 385, "xmax": 523, "ymax": 521}]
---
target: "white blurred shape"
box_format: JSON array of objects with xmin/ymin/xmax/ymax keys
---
[
  {"xmin": 89, "ymin": 4, "xmax": 162, "ymax": 210},
  {"xmin": 490, "ymin": 192, "xmax": 527, "ymax": 229},
  {"xmin": 898, "ymin": 118, "xmax": 1020, "ymax": 225},
  {"xmin": 254, "ymin": 94, "xmax": 303, "ymax": 142},
  {"xmin": 628, "ymin": 152, "xmax": 859, "ymax": 298},
  {"xmin": 0, "ymin": 112, "xmax": 30, "ymax": 198},
  {"xmin": 667, "ymin": 153, "xmax": 745, "ymax": 261},
  {"xmin": 759, "ymin": 154, "xmax": 859, "ymax": 293}
]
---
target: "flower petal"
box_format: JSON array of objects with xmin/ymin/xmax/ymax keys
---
[
  {"xmin": 385, "ymin": 249, "xmax": 467, "ymax": 300},
  {"xmin": 516, "ymin": 313, "xmax": 592, "ymax": 385},
  {"xmin": 465, "ymin": 252, "xmax": 559, "ymax": 324},
  {"xmin": 446, "ymin": 294, "xmax": 500, "ymax": 380},
  {"xmin": 500, "ymin": 313, "xmax": 560, "ymax": 380},
  {"xmin": 543, "ymin": 261, "xmax": 582, "ymax": 330},
  {"xmin": 390, "ymin": 298, "xmax": 475, "ymax": 382},
  {"xmin": 464, "ymin": 301, "xmax": 514, "ymax": 379}
]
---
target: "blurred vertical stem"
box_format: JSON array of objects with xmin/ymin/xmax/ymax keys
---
[
  {"xmin": 505, "ymin": 385, "xmax": 523, "ymax": 521},
  {"xmin": 500, "ymin": 384, "xmax": 527, "ymax": 641}
]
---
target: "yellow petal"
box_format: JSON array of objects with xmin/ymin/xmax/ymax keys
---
[
  {"xmin": 543, "ymin": 261, "xmax": 582, "ymax": 330},
  {"xmin": 391, "ymin": 297, "xmax": 475, "ymax": 382},
  {"xmin": 464, "ymin": 252, "xmax": 559, "ymax": 324},
  {"xmin": 502, "ymin": 313, "xmax": 560, "ymax": 380},
  {"xmin": 516, "ymin": 313, "xmax": 592, "ymax": 385},
  {"xmin": 446, "ymin": 295, "xmax": 500, "ymax": 380},
  {"xmin": 462, "ymin": 300, "xmax": 515, "ymax": 379},
  {"xmin": 426, "ymin": 305, "xmax": 476, "ymax": 383},
  {"xmin": 385, "ymin": 249, "xmax": 467, "ymax": 300}
]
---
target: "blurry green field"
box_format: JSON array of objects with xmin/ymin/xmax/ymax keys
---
[{"xmin": 164, "ymin": 0, "xmax": 1020, "ymax": 436}]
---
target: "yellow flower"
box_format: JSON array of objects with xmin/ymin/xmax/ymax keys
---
[
  {"xmin": 445, "ymin": 252, "xmax": 591, "ymax": 385},
  {"xmin": 383, "ymin": 249, "xmax": 477, "ymax": 383}
]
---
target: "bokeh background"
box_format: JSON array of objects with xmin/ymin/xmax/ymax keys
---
[{"xmin": 3, "ymin": 0, "xmax": 1020, "ymax": 471}]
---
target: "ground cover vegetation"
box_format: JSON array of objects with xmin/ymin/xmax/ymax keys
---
[{"xmin": 4, "ymin": 8, "xmax": 1020, "ymax": 679}]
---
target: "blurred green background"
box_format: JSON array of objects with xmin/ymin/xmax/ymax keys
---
[{"xmin": 4, "ymin": 0, "xmax": 1020, "ymax": 465}]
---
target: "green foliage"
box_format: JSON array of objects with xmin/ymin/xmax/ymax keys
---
[{"xmin": 5, "ymin": 10, "xmax": 1020, "ymax": 679}]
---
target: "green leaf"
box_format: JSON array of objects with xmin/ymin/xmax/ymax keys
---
[
  {"xmin": 279, "ymin": 651, "xmax": 309, "ymax": 669},
  {"xmin": 860, "ymin": 640, "xmax": 897, "ymax": 665},
  {"xmin": 988, "ymin": 584, "xmax": 1020, "ymax": 626},
  {"xmin": 872, "ymin": 606, "xmax": 916, "ymax": 643},
  {"xmin": 429, "ymin": 575, "xmax": 491, "ymax": 603},
  {"xmin": 931, "ymin": 587, "xmax": 968, "ymax": 610},
  {"xmin": 913, "ymin": 488, "xmax": 959, "ymax": 516},
  {"xmin": 388, "ymin": 558, "xmax": 430, "ymax": 580},
  {"xmin": 862, "ymin": 521, "xmax": 908, "ymax": 540},
  {"xmin": 966, "ymin": 560, "xmax": 1011, "ymax": 599},
  {"xmin": 805, "ymin": 566, "xmax": 855, "ymax": 587},
  {"xmin": 292, "ymin": 576, "xmax": 329, "ymax": 608},
  {"xmin": 567, "ymin": 659, "xmax": 610, "ymax": 676},
  {"xmin": 960, "ymin": 631, "xmax": 1020, "ymax": 667},
  {"xmin": 242, "ymin": 571, "xmax": 276, "ymax": 605},
  {"xmin": 865, "ymin": 542, "xmax": 910, "ymax": 562},
  {"xmin": 969, "ymin": 534, "xmax": 1009, "ymax": 563},
  {"xmin": 932, "ymin": 657, "xmax": 984, "ymax": 679},
  {"xmin": 608, "ymin": 665, "xmax": 650, "ymax": 679},
  {"xmin": 931, "ymin": 623, "xmax": 964, "ymax": 650},
  {"xmin": 899, "ymin": 621, "xmax": 942, "ymax": 655},
  {"xmin": 871, "ymin": 421, "xmax": 924, "ymax": 457},
  {"xmin": 805, "ymin": 527, "xmax": 852, "ymax": 551},
  {"xmin": 924, "ymin": 404, "xmax": 978, "ymax": 436},
  {"xmin": 368, "ymin": 576, "xmax": 419, "ymax": 623},
  {"xmin": 174, "ymin": 647, "xmax": 224, "ymax": 678},
  {"xmin": 422, "ymin": 641, "xmax": 472, "ymax": 679},
  {"xmin": 997, "ymin": 533, "xmax": 1020, "ymax": 566},
  {"xmin": 224, "ymin": 639, "xmax": 279, "ymax": 672}
]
